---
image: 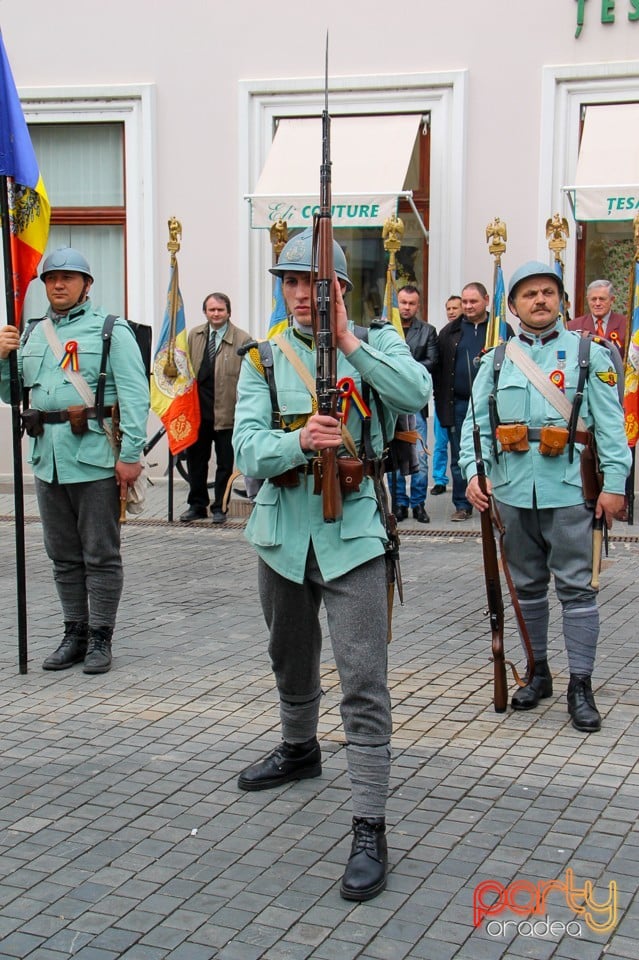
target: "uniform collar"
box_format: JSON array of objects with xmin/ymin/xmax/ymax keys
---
[{"xmin": 518, "ymin": 319, "xmax": 562, "ymax": 346}]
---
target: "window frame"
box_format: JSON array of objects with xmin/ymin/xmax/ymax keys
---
[{"xmin": 18, "ymin": 83, "xmax": 157, "ymax": 329}]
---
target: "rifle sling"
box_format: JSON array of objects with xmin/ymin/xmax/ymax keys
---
[{"xmin": 272, "ymin": 333, "xmax": 359, "ymax": 458}]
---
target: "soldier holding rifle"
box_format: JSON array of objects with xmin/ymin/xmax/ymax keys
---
[
  {"xmin": 232, "ymin": 228, "xmax": 430, "ymax": 901},
  {"xmin": 460, "ymin": 260, "xmax": 630, "ymax": 733}
]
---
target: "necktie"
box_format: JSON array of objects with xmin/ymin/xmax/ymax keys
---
[
  {"xmin": 208, "ymin": 331, "xmax": 217, "ymax": 365},
  {"xmin": 595, "ymin": 318, "xmax": 604, "ymax": 338}
]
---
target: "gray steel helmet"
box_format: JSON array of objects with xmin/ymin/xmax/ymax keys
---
[
  {"xmin": 508, "ymin": 260, "xmax": 563, "ymax": 301},
  {"xmin": 269, "ymin": 227, "xmax": 353, "ymax": 291},
  {"xmin": 40, "ymin": 247, "xmax": 93, "ymax": 282}
]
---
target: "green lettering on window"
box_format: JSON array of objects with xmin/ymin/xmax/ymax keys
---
[
  {"xmin": 601, "ymin": 0, "xmax": 615, "ymax": 23},
  {"xmin": 630, "ymin": 0, "xmax": 639, "ymax": 22},
  {"xmin": 575, "ymin": 0, "xmax": 588, "ymax": 37}
]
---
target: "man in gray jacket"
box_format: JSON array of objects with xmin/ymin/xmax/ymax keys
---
[{"xmin": 180, "ymin": 293, "xmax": 251, "ymax": 523}]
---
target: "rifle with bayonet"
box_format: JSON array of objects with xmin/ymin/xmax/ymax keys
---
[
  {"xmin": 311, "ymin": 35, "xmax": 342, "ymax": 523},
  {"xmin": 468, "ymin": 376, "xmax": 535, "ymax": 712}
]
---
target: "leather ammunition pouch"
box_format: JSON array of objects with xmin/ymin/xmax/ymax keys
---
[
  {"xmin": 271, "ymin": 455, "xmax": 366, "ymax": 495},
  {"xmin": 21, "ymin": 409, "xmax": 45, "ymax": 438},
  {"xmin": 495, "ymin": 423, "xmax": 529, "ymax": 452},
  {"xmin": 537, "ymin": 425, "xmax": 569, "ymax": 457}
]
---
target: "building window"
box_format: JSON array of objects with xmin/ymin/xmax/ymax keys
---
[{"xmin": 24, "ymin": 122, "xmax": 127, "ymax": 319}]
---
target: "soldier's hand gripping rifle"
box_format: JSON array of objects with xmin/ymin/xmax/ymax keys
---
[
  {"xmin": 468, "ymin": 379, "xmax": 534, "ymax": 712},
  {"xmin": 311, "ymin": 35, "xmax": 342, "ymax": 523}
]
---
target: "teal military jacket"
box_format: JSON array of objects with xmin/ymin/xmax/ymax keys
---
[
  {"xmin": 458, "ymin": 322, "xmax": 631, "ymax": 508},
  {"xmin": 0, "ymin": 300, "xmax": 149, "ymax": 483},
  {"xmin": 232, "ymin": 321, "xmax": 432, "ymax": 584}
]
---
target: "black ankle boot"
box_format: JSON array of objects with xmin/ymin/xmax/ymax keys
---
[
  {"xmin": 567, "ymin": 675, "xmax": 601, "ymax": 732},
  {"xmin": 83, "ymin": 626, "xmax": 113, "ymax": 674},
  {"xmin": 511, "ymin": 659, "xmax": 553, "ymax": 710},
  {"xmin": 340, "ymin": 817, "xmax": 388, "ymax": 901},
  {"xmin": 42, "ymin": 621, "xmax": 89, "ymax": 671},
  {"xmin": 237, "ymin": 738, "xmax": 322, "ymax": 791}
]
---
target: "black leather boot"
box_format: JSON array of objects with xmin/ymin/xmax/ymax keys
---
[
  {"xmin": 42, "ymin": 621, "xmax": 89, "ymax": 671},
  {"xmin": 340, "ymin": 817, "xmax": 388, "ymax": 901},
  {"xmin": 511, "ymin": 658, "xmax": 553, "ymax": 710},
  {"xmin": 567, "ymin": 675, "xmax": 601, "ymax": 732},
  {"xmin": 237, "ymin": 738, "xmax": 321, "ymax": 791},
  {"xmin": 83, "ymin": 626, "xmax": 113, "ymax": 674}
]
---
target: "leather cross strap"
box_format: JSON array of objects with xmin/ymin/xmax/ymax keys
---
[
  {"xmin": 505, "ymin": 339, "xmax": 588, "ymax": 433},
  {"xmin": 272, "ymin": 333, "xmax": 359, "ymax": 459}
]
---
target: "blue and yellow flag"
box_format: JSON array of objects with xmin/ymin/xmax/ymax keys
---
[
  {"xmin": 381, "ymin": 262, "xmax": 404, "ymax": 339},
  {"xmin": 150, "ymin": 260, "xmax": 201, "ymax": 454},
  {"xmin": 267, "ymin": 276, "xmax": 289, "ymax": 339},
  {"xmin": 0, "ymin": 31, "xmax": 50, "ymax": 326},
  {"xmin": 623, "ymin": 260, "xmax": 639, "ymax": 448},
  {"xmin": 486, "ymin": 263, "xmax": 508, "ymax": 350}
]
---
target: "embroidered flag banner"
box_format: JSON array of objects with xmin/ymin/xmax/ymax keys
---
[{"xmin": 150, "ymin": 258, "xmax": 201, "ymax": 454}]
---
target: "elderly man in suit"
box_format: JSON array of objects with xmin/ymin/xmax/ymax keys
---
[{"xmin": 568, "ymin": 280, "xmax": 627, "ymax": 356}]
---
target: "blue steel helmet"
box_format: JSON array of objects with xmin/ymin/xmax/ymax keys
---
[
  {"xmin": 269, "ymin": 227, "xmax": 353, "ymax": 292},
  {"xmin": 40, "ymin": 247, "xmax": 94, "ymax": 282},
  {"xmin": 508, "ymin": 260, "xmax": 563, "ymax": 301}
]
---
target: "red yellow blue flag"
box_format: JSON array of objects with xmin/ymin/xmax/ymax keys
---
[
  {"xmin": 150, "ymin": 259, "xmax": 201, "ymax": 454},
  {"xmin": 623, "ymin": 260, "xmax": 639, "ymax": 447},
  {"xmin": 0, "ymin": 31, "xmax": 50, "ymax": 326}
]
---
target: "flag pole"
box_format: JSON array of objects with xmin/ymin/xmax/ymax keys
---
[
  {"xmin": 485, "ymin": 217, "xmax": 507, "ymax": 350},
  {"xmin": 165, "ymin": 218, "xmax": 182, "ymax": 522},
  {"xmin": 546, "ymin": 213, "xmax": 569, "ymax": 325},
  {"xmin": 0, "ymin": 175, "xmax": 29, "ymax": 673},
  {"xmin": 382, "ymin": 214, "xmax": 403, "ymax": 331}
]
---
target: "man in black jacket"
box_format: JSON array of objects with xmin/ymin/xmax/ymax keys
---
[
  {"xmin": 390, "ymin": 285, "xmax": 439, "ymax": 523},
  {"xmin": 434, "ymin": 282, "xmax": 513, "ymax": 521}
]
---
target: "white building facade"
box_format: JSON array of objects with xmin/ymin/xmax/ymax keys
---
[{"xmin": 2, "ymin": 0, "xmax": 639, "ymax": 467}]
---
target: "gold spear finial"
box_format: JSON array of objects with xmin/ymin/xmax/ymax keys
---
[
  {"xmin": 485, "ymin": 217, "xmax": 507, "ymax": 264},
  {"xmin": 270, "ymin": 219, "xmax": 289, "ymax": 260},
  {"xmin": 546, "ymin": 213, "xmax": 570, "ymax": 263}
]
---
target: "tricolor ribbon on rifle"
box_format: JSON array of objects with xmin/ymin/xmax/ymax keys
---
[
  {"xmin": 59, "ymin": 340, "xmax": 79, "ymax": 371},
  {"xmin": 337, "ymin": 377, "xmax": 371, "ymax": 422}
]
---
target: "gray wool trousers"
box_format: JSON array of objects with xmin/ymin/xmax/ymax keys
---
[
  {"xmin": 35, "ymin": 476, "xmax": 123, "ymax": 627},
  {"xmin": 257, "ymin": 548, "xmax": 392, "ymax": 817}
]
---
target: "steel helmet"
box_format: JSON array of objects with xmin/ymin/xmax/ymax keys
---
[
  {"xmin": 40, "ymin": 247, "xmax": 94, "ymax": 282},
  {"xmin": 508, "ymin": 260, "xmax": 563, "ymax": 301},
  {"xmin": 269, "ymin": 227, "xmax": 353, "ymax": 291}
]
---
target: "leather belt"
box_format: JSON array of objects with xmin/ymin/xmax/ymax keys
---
[
  {"xmin": 39, "ymin": 405, "xmax": 114, "ymax": 424},
  {"xmin": 527, "ymin": 427, "xmax": 590, "ymax": 445}
]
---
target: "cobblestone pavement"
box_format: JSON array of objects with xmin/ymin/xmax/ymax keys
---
[{"xmin": 0, "ymin": 478, "xmax": 638, "ymax": 959}]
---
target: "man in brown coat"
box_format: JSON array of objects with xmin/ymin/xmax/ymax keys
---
[
  {"xmin": 180, "ymin": 292, "xmax": 251, "ymax": 523},
  {"xmin": 568, "ymin": 279, "xmax": 627, "ymax": 356}
]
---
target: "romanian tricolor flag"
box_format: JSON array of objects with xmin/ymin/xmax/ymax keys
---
[
  {"xmin": 485, "ymin": 263, "xmax": 508, "ymax": 350},
  {"xmin": 267, "ymin": 276, "xmax": 289, "ymax": 339},
  {"xmin": 623, "ymin": 259, "xmax": 639, "ymax": 447},
  {"xmin": 381, "ymin": 260, "xmax": 404, "ymax": 339},
  {"xmin": 0, "ymin": 32, "xmax": 50, "ymax": 326},
  {"xmin": 150, "ymin": 259, "xmax": 201, "ymax": 454}
]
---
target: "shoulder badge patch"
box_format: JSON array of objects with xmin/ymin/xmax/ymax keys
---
[{"xmin": 596, "ymin": 367, "xmax": 618, "ymax": 387}]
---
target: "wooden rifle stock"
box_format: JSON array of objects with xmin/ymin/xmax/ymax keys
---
[
  {"xmin": 312, "ymin": 39, "xmax": 342, "ymax": 523},
  {"xmin": 474, "ymin": 424, "xmax": 508, "ymax": 712}
]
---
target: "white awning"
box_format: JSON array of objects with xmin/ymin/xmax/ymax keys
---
[
  {"xmin": 564, "ymin": 103, "xmax": 639, "ymax": 222},
  {"xmin": 247, "ymin": 114, "xmax": 422, "ymax": 229}
]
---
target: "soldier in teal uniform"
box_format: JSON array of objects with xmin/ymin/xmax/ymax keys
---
[
  {"xmin": 0, "ymin": 247, "xmax": 149, "ymax": 675},
  {"xmin": 232, "ymin": 228, "xmax": 431, "ymax": 901},
  {"xmin": 459, "ymin": 260, "xmax": 630, "ymax": 733}
]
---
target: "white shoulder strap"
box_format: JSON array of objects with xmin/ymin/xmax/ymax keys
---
[{"xmin": 505, "ymin": 339, "xmax": 587, "ymax": 433}]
